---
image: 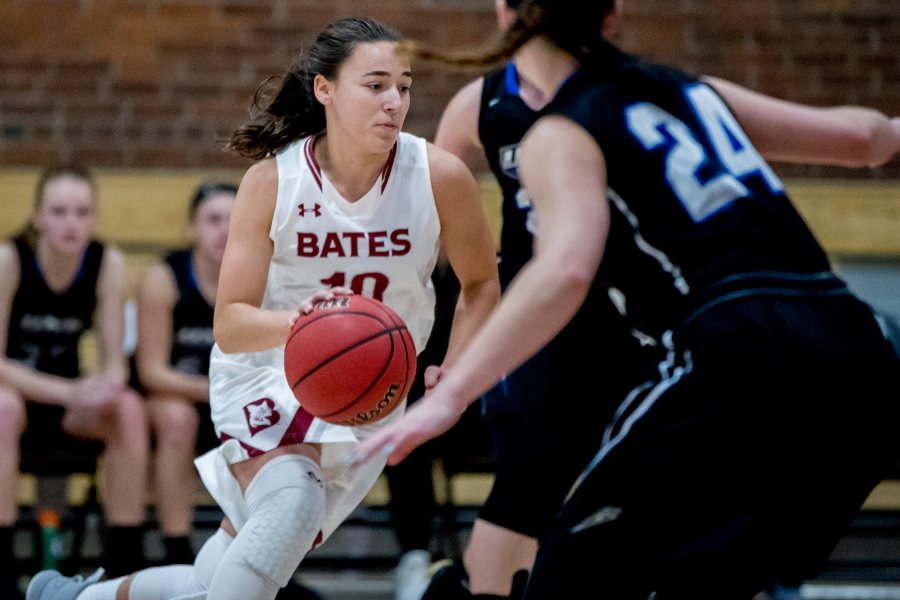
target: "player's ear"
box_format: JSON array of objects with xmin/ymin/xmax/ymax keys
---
[
  {"xmin": 603, "ymin": 0, "xmax": 624, "ymax": 40},
  {"xmin": 313, "ymin": 74, "xmax": 333, "ymax": 106}
]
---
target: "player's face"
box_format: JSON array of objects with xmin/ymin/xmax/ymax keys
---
[
  {"xmin": 317, "ymin": 41, "xmax": 412, "ymax": 153},
  {"xmin": 192, "ymin": 191, "xmax": 234, "ymax": 264},
  {"xmin": 33, "ymin": 177, "xmax": 97, "ymax": 255}
]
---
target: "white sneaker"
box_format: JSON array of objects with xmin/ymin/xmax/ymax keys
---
[
  {"xmin": 26, "ymin": 568, "xmax": 105, "ymax": 600},
  {"xmin": 394, "ymin": 549, "xmax": 432, "ymax": 600}
]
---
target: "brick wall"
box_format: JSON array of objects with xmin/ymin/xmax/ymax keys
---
[{"xmin": 0, "ymin": 0, "xmax": 897, "ymax": 178}]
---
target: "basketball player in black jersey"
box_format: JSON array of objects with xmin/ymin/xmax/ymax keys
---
[
  {"xmin": 132, "ymin": 182, "xmax": 236, "ymax": 565},
  {"xmin": 354, "ymin": 1, "xmax": 900, "ymax": 597},
  {"xmin": 427, "ymin": 2, "xmax": 642, "ymax": 598},
  {"xmin": 0, "ymin": 165, "xmax": 149, "ymax": 595}
]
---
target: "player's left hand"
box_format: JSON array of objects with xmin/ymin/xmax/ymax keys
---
[{"xmin": 291, "ymin": 286, "xmax": 354, "ymax": 327}]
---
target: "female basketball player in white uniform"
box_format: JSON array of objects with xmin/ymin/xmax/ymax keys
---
[{"xmin": 27, "ymin": 16, "xmax": 500, "ymax": 600}]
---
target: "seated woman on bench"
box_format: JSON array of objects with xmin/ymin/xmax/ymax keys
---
[{"xmin": 0, "ymin": 164, "xmax": 150, "ymax": 597}]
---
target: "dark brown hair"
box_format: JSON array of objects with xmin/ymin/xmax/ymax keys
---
[
  {"xmin": 226, "ymin": 17, "xmax": 402, "ymax": 161},
  {"xmin": 188, "ymin": 181, "xmax": 238, "ymax": 220}
]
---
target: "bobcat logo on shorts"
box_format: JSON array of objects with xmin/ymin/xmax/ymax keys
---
[{"xmin": 243, "ymin": 398, "xmax": 281, "ymax": 436}]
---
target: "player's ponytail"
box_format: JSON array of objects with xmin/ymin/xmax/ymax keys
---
[
  {"xmin": 401, "ymin": 1, "xmax": 616, "ymax": 72},
  {"xmin": 400, "ymin": 0, "xmax": 546, "ymax": 70}
]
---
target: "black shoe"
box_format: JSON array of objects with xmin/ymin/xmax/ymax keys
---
[
  {"xmin": 276, "ymin": 578, "xmax": 323, "ymax": 600},
  {"xmin": 0, "ymin": 573, "xmax": 24, "ymax": 600},
  {"xmin": 421, "ymin": 560, "xmax": 471, "ymax": 600}
]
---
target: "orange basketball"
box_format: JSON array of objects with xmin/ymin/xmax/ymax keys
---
[{"xmin": 284, "ymin": 295, "xmax": 416, "ymax": 426}]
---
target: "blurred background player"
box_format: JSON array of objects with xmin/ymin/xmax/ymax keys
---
[
  {"xmin": 0, "ymin": 165, "xmax": 149, "ymax": 597},
  {"xmin": 427, "ymin": 2, "xmax": 640, "ymax": 597},
  {"xmin": 132, "ymin": 182, "xmax": 236, "ymax": 565}
]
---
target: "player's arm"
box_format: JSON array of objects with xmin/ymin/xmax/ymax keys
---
[
  {"xmin": 704, "ymin": 75, "xmax": 900, "ymax": 168},
  {"xmin": 428, "ymin": 143, "xmax": 501, "ymax": 371},
  {"xmin": 434, "ymin": 77, "xmax": 489, "ymax": 173},
  {"xmin": 213, "ymin": 158, "xmax": 297, "ymax": 353},
  {"xmin": 135, "ymin": 262, "xmax": 209, "ymax": 402},
  {"xmin": 0, "ymin": 243, "xmax": 75, "ymax": 404},
  {"xmin": 93, "ymin": 246, "xmax": 130, "ymax": 385},
  {"xmin": 353, "ymin": 119, "xmax": 606, "ymax": 464}
]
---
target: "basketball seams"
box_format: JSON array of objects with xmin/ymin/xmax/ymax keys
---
[
  {"xmin": 286, "ymin": 309, "xmax": 390, "ymax": 347},
  {"xmin": 317, "ymin": 331, "xmax": 397, "ymax": 419},
  {"xmin": 288, "ymin": 325, "xmax": 406, "ymax": 390}
]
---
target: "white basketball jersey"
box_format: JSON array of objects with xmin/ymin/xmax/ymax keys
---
[{"xmin": 207, "ymin": 132, "xmax": 441, "ymax": 454}]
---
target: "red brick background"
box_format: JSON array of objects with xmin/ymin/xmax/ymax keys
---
[{"xmin": 0, "ymin": 0, "xmax": 897, "ymax": 178}]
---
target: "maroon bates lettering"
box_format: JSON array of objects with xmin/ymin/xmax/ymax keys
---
[{"xmin": 297, "ymin": 229, "xmax": 411, "ymax": 257}]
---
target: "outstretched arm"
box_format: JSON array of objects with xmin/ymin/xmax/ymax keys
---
[{"xmin": 705, "ymin": 76, "xmax": 900, "ymax": 168}]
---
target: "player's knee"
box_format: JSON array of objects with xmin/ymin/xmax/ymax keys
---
[
  {"xmin": 128, "ymin": 565, "xmax": 207, "ymax": 599},
  {"xmin": 149, "ymin": 396, "xmax": 200, "ymax": 447},
  {"xmin": 194, "ymin": 528, "xmax": 233, "ymax": 588},
  {"xmin": 239, "ymin": 454, "xmax": 326, "ymax": 587},
  {"xmin": 109, "ymin": 388, "xmax": 149, "ymax": 442}
]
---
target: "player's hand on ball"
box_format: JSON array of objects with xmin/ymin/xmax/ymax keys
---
[{"xmin": 291, "ymin": 287, "xmax": 354, "ymax": 326}]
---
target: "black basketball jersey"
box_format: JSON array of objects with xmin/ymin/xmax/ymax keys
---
[
  {"xmin": 165, "ymin": 250, "xmax": 215, "ymax": 376},
  {"xmin": 6, "ymin": 236, "xmax": 104, "ymax": 378},
  {"xmin": 479, "ymin": 63, "xmax": 648, "ymax": 416},
  {"xmin": 479, "ymin": 63, "xmax": 541, "ymax": 289},
  {"xmin": 543, "ymin": 46, "xmax": 833, "ymax": 339}
]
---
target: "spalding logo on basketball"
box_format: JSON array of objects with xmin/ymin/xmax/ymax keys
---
[{"xmin": 284, "ymin": 294, "xmax": 416, "ymax": 426}]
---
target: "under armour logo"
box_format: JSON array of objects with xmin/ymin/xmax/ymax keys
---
[
  {"xmin": 243, "ymin": 398, "xmax": 281, "ymax": 436},
  {"xmin": 298, "ymin": 203, "xmax": 322, "ymax": 217}
]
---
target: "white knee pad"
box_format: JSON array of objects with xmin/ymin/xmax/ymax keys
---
[
  {"xmin": 238, "ymin": 454, "xmax": 326, "ymax": 587},
  {"xmin": 194, "ymin": 528, "xmax": 234, "ymax": 587},
  {"xmin": 127, "ymin": 566, "xmax": 205, "ymax": 600}
]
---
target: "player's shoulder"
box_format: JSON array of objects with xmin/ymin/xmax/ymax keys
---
[
  {"xmin": 0, "ymin": 239, "xmax": 16, "ymax": 260},
  {"xmin": 0, "ymin": 242, "xmax": 20, "ymax": 297},
  {"xmin": 0, "ymin": 241, "xmax": 18, "ymax": 274},
  {"xmin": 441, "ymin": 76, "xmax": 485, "ymax": 121},
  {"xmin": 234, "ymin": 156, "xmax": 279, "ymax": 214},
  {"xmin": 140, "ymin": 259, "xmax": 179, "ymax": 303},
  {"xmin": 242, "ymin": 156, "xmax": 278, "ymax": 188},
  {"xmin": 425, "ymin": 140, "xmax": 474, "ymax": 184}
]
